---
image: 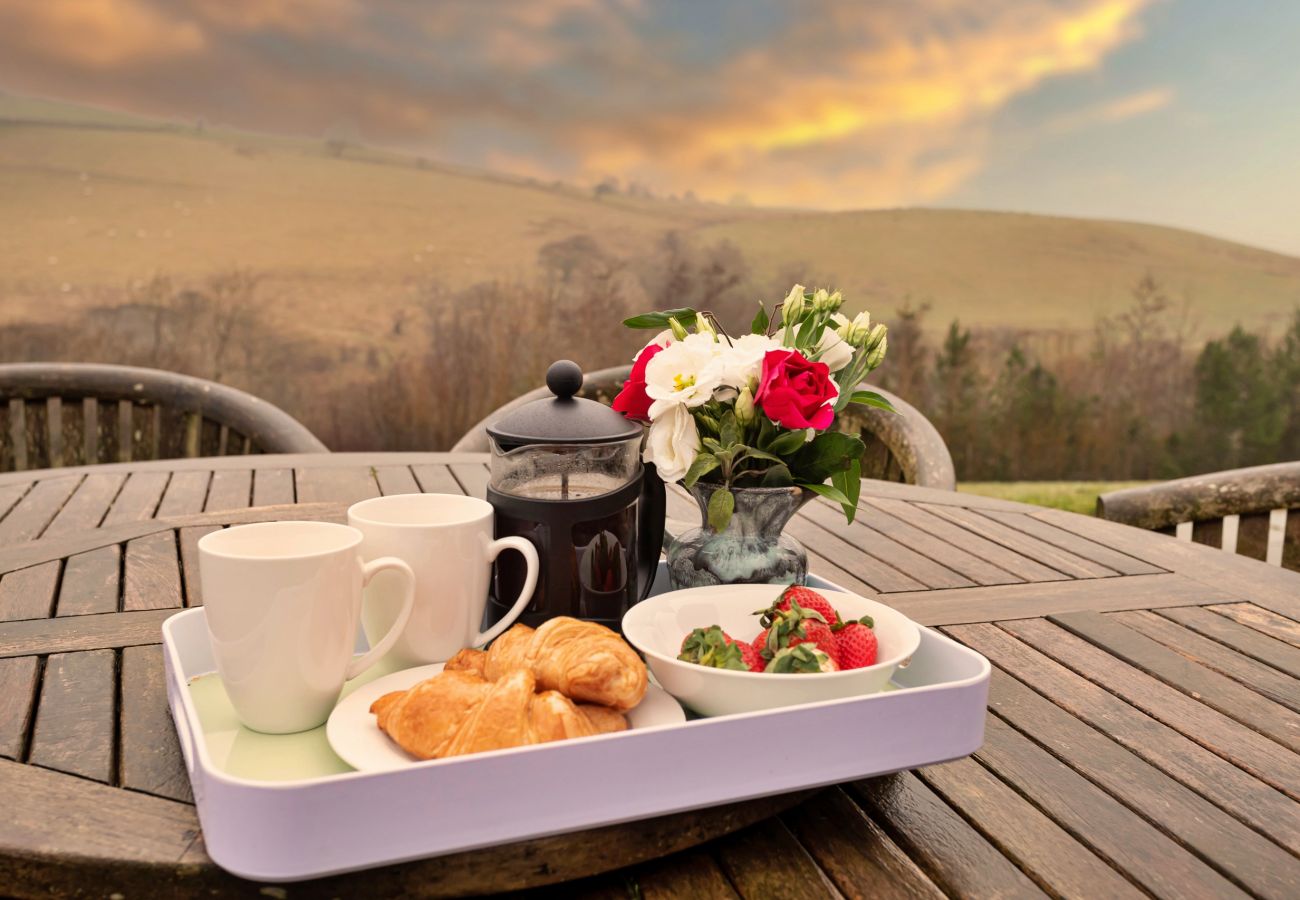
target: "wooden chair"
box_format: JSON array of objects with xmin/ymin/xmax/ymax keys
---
[
  {"xmin": 0, "ymin": 363, "xmax": 328, "ymax": 471},
  {"xmin": 452, "ymin": 364, "xmax": 957, "ymax": 490},
  {"xmin": 1097, "ymin": 461, "xmax": 1300, "ymax": 571}
]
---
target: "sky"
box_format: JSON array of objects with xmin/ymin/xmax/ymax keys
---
[{"xmin": 1, "ymin": 0, "xmax": 1297, "ymax": 254}]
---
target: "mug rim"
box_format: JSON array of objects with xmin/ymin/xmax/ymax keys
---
[
  {"xmin": 347, "ymin": 492, "xmax": 493, "ymax": 529},
  {"xmin": 198, "ymin": 520, "xmax": 362, "ymax": 561}
]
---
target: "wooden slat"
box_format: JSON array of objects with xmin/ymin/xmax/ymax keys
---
[
  {"xmin": 123, "ymin": 532, "xmax": 182, "ymax": 612},
  {"xmin": 252, "ymin": 467, "xmax": 295, "ymax": 506},
  {"xmin": 0, "ymin": 482, "xmax": 32, "ymax": 526},
  {"xmin": 980, "ymin": 669, "xmax": 1300, "ymax": 898},
  {"xmin": 800, "ymin": 501, "xmax": 975, "ymax": 589},
  {"xmin": 916, "ymin": 756, "xmax": 1143, "ymax": 899},
  {"xmin": 633, "ymin": 850, "xmax": 739, "ymax": 899},
  {"xmin": 0, "ymin": 656, "xmax": 39, "ymax": 760},
  {"xmin": 0, "ymin": 758, "xmax": 199, "ymax": 875},
  {"xmin": 1207, "ymin": 602, "xmax": 1300, "ymax": 648},
  {"xmin": 919, "ymin": 504, "xmax": 1118, "ymax": 578},
  {"xmin": 976, "ymin": 716, "xmax": 1248, "ymax": 899},
  {"xmin": 116, "ymin": 400, "xmax": 132, "ymax": 462},
  {"xmin": 203, "ymin": 469, "xmax": 251, "ymax": 512},
  {"xmin": 56, "ymin": 546, "xmax": 121, "ymax": 617},
  {"xmin": 374, "ymin": 465, "xmax": 420, "ymax": 495},
  {"xmin": 0, "ymin": 476, "xmax": 80, "ymax": 543},
  {"xmin": 45, "ymin": 398, "xmax": 63, "ymax": 467},
  {"xmin": 41, "ymin": 472, "xmax": 125, "ymax": 536},
  {"xmin": 7, "ymin": 398, "xmax": 27, "ymax": 471},
  {"xmin": 179, "ymin": 525, "xmax": 216, "ymax": 608},
  {"xmin": 101, "ymin": 471, "xmax": 169, "ymax": 525},
  {"xmin": 1158, "ymin": 606, "xmax": 1300, "ymax": 678},
  {"xmin": 769, "ymin": 511, "xmax": 928, "ymax": 593},
  {"xmin": 977, "ymin": 509, "xmax": 1165, "ymax": 575},
  {"xmin": 1053, "ymin": 611, "xmax": 1300, "ymax": 752},
  {"xmin": 948, "ymin": 622, "xmax": 1300, "ymax": 855},
  {"xmin": 782, "ymin": 789, "xmax": 944, "ymax": 900},
  {"xmin": 880, "ymin": 572, "xmax": 1231, "ymax": 626},
  {"xmin": 411, "ymin": 464, "xmax": 466, "ymax": 495},
  {"xmin": 0, "ymin": 609, "xmax": 176, "ymax": 658},
  {"xmin": 449, "ymin": 462, "xmax": 490, "ymax": 499},
  {"xmin": 712, "ymin": 817, "xmax": 840, "ymax": 898},
  {"xmin": 155, "ymin": 470, "xmax": 210, "ymax": 517},
  {"xmin": 0, "ymin": 562, "xmax": 60, "ymax": 622},
  {"xmin": 1001, "ymin": 617, "xmax": 1300, "ymax": 801},
  {"xmin": 22, "ymin": 401, "xmax": 47, "ymax": 473},
  {"xmin": 294, "ymin": 466, "xmax": 380, "ymax": 505},
  {"xmin": 850, "ymin": 773, "xmax": 1048, "ymax": 898},
  {"xmin": 28, "ymin": 649, "xmax": 116, "ymax": 783},
  {"xmin": 873, "ymin": 497, "xmax": 1059, "ymax": 583},
  {"xmin": 81, "ymin": 397, "xmax": 98, "ymax": 465},
  {"xmin": 120, "ymin": 645, "xmax": 191, "ymax": 803},
  {"xmin": 1113, "ymin": 611, "xmax": 1300, "ymax": 712}
]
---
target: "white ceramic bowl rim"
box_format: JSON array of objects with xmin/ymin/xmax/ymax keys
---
[{"xmin": 624, "ymin": 588, "xmax": 919, "ymax": 681}]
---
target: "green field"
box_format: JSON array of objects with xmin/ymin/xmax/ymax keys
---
[{"xmin": 958, "ymin": 481, "xmax": 1154, "ymax": 515}]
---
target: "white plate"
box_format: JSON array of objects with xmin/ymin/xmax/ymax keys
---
[{"xmin": 327, "ymin": 662, "xmax": 687, "ymax": 771}]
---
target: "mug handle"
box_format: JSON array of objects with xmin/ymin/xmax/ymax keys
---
[
  {"xmin": 345, "ymin": 556, "xmax": 416, "ymax": 680},
  {"xmin": 473, "ymin": 536, "xmax": 539, "ymax": 647}
]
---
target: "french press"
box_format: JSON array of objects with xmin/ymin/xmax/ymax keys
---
[{"xmin": 484, "ymin": 360, "xmax": 666, "ymax": 631}]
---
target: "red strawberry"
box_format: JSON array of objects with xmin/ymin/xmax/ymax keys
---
[
  {"xmin": 738, "ymin": 641, "xmax": 765, "ymax": 673},
  {"xmin": 761, "ymin": 585, "xmax": 841, "ymax": 629},
  {"xmin": 752, "ymin": 629, "xmax": 771, "ymax": 659},
  {"xmin": 836, "ymin": 617, "xmax": 878, "ymax": 669},
  {"xmin": 787, "ymin": 618, "xmax": 841, "ymax": 668}
]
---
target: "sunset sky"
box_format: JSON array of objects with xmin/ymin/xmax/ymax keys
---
[{"xmin": 2, "ymin": 0, "xmax": 1297, "ymax": 254}]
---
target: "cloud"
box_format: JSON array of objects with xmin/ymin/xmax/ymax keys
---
[
  {"xmin": 0, "ymin": 0, "xmax": 1157, "ymax": 208},
  {"xmin": 1043, "ymin": 86, "xmax": 1175, "ymax": 135}
]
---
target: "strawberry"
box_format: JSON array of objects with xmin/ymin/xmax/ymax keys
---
[
  {"xmin": 679, "ymin": 626, "xmax": 755, "ymax": 672},
  {"xmin": 738, "ymin": 641, "xmax": 765, "ymax": 673},
  {"xmin": 766, "ymin": 644, "xmax": 838, "ymax": 673},
  {"xmin": 759, "ymin": 585, "xmax": 841, "ymax": 629},
  {"xmin": 787, "ymin": 617, "xmax": 841, "ymax": 668},
  {"xmin": 835, "ymin": 616, "xmax": 878, "ymax": 669}
]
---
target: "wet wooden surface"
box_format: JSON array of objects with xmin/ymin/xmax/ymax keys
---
[{"xmin": 0, "ymin": 453, "xmax": 1297, "ymax": 898}]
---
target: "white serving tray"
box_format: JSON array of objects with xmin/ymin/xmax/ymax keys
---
[{"xmin": 162, "ymin": 571, "xmax": 990, "ymax": 882}]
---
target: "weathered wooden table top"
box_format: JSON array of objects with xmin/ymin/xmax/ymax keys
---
[{"xmin": 0, "ymin": 453, "xmax": 1297, "ymax": 899}]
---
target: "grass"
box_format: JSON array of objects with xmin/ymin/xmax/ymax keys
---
[{"xmin": 957, "ymin": 481, "xmax": 1155, "ymax": 515}]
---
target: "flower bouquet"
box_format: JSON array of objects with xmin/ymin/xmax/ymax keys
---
[{"xmin": 612, "ymin": 285, "xmax": 892, "ymax": 541}]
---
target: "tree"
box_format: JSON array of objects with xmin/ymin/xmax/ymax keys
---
[
  {"xmin": 931, "ymin": 321, "xmax": 987, "ymax": 478},
  {"xmin": 1189, "ymin": 326, "xmax": 1284, "ymax": 470},
  {"xmin": 1271, "ymin": 308, "xmax": 1300, "ymax": 459}
]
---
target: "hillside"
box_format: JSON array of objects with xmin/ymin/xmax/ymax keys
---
[{"xmin": 2, "ymin": 95, "xmax": 1298, "ymax": 344}]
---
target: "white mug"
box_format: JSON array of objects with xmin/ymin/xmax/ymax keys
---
[
  {"xmin": 348, "ymin": 493, "xmax": 539, "ymax": 667},
  {"xmin": 198, "ymin": 521, "xmax": 415, "ymax": 734}
]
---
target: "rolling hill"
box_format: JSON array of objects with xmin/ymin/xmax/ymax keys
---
[{"xmin": 2, "ymin": 94, "xmax": 1298, "ymax": 346}]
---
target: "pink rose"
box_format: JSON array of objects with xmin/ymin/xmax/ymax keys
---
[
  {"xmin": 612, "ymin": 342, "xmax": 666, "ymax": 422},
  {"xmin": 756, "ymin": 349, "xmax": 838, "ymax": 430}
]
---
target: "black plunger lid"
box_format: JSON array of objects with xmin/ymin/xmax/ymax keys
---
[{"xmin": 486, "ymin": 360, "xmax": 642, "ymax": 447}]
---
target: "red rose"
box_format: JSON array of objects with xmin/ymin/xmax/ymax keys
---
[
  {"xmin": 756, "ymin": 349, "xmax": 838, "ymax": 430},
  {"xmin": 612, "ymin": 342, "xmax": 666, "ymax": 422}
]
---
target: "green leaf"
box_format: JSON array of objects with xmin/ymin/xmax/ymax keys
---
[
  {"xmin": 707, "ymin": 487, "xmax": 735, "ymax": 533},
  {"xmin": 683, "ymin": 453, "xmax": 720, "ymax": 488},
  {"xmin": 830, "ymin": 458, "xmax": 861, "ymax": 524},
  {"xmin": 848, "ymin": 390, "xmax": 898, "ymax": 413},
  {"xmin": 739, "ymin": 447, "xmax": 785, "ymax": 466},
  {"xmin": 766, "ymin": 429, "xmax": 809, "ymax": 456},
  {"xmin": 750, "ymin": 303, "xmax": 770, "ymax": 335},
  {"xmin": 801, "ymin": 482, "xmax": 853, "ymax": 507},
  {"xmin": 719, "ymin": 411, "xmax": 740, "ymax": 448},
  {"xmin": 701, "ymin": 437, "xmax": 725, "ymax": 454},
  {"xmin": 677, "ymin": 626, "xmax": 748, "ymax": 670},
  {"xmin": 760, "ymin": 464, "xmax": 794, "ymax": 487},
  {"xmin": 622, "ymin": 308, "xmax": 699, "ymax": 330},
  {"xmin": 756, "ymin": 417, "xmax": 776, "ymax": 448},
  {"xmin": 789, "ymin": 431, "xmax": 865, "ymax": 484}
]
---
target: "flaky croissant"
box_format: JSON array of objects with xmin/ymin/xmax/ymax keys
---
[
  {"xmin": 447, "ymin": 618, "xmax": 647, "ymax": 711},
  {"xmin": 371, "ymin": 667, "xmax": 627, "ymax": 760}
]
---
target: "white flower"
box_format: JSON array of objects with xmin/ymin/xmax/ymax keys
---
[
  {"xmin": 794, "ymin": 313, "xmax": 853, "ymax": 373},
  {"xmin": 716, "ymin": 333, "xmax": 781, "ymax": 388},
  {"xmin": 643, "ymin": 403, "xmax": 699, "ymax": 482},
  {"xmin": 644, "ymin": 332, "xmax": 723, "ymax": 416}
]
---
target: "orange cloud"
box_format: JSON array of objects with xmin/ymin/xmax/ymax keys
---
[{"xmin": 0, "ymin": 0, "xmax": 204, "ymax": 69}]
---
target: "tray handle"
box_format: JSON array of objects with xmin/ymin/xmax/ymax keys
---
[{"xmin": 168, "ymin": 678, "xmax": 199, "ymax": 777}]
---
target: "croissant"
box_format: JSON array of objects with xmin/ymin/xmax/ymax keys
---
[
  {"xmin": 371, "ymin": 667, "xmax": 627, "ymax": 760},
  {"xmin": 447, "ymin": 618, "xmax": 647, "ymax": 711}
]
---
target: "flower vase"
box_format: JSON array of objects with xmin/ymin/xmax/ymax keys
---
[{"xmin": 666, "ymin": 483, "xmax": 815, "ymax": 589}]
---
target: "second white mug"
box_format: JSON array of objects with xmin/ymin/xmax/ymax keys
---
[{"xmin": 348, "ymin": 493, "xmax": 539, "ymax": 667}]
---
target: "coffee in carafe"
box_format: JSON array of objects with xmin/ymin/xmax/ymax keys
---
[{"xmin": 485, "ymin": 361, "xmax": 665, "ymax": 631}]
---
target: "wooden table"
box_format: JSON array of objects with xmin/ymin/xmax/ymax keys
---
[{"xmin": 0, "ymin": 453, "xmax": 1298, "ymax": 899}]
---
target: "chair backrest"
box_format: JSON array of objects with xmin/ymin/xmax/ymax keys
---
[
  {"xmin": 0, "ymin": 363, "xmax": 328, "ymax": 471},
  {"xmin": 451, "ymin": 364, "xmax": 956, "ymax": 490},
  {"xmin": 1097, "ymin": 461, "xmax": 1300, "ymax": 571}
]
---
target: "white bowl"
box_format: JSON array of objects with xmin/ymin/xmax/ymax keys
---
[{"xmin": 622, "ymin": 584, "xmax": 922, "ymax": 717}]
